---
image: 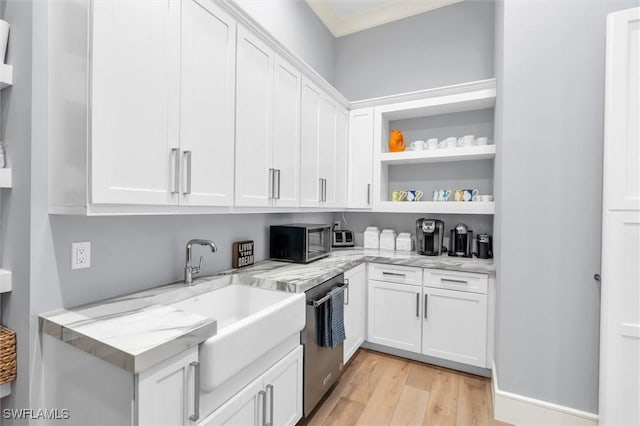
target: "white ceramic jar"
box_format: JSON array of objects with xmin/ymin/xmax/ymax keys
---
[
  {"xmin": 396, "ymin": 233, "xmax": 414, "ymax": 252},
  {"xmin": 379, "ymin": 229, "xmax": 397, "ymax": 250},
  {"xmin": 364, "ymin": 226, "xmax": 380, "ymax": 249}
]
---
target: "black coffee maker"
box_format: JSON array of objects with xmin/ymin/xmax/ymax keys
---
[
  {"xmin": 449, "ymin": 223, "xmax": 473, "ymax": 257},
  {"xmin": 477, "ymin": 233, "xmax": 493, "ymax": 259},
  {"xmin": 416, "ymin": 219, "xmax": 444, "ymax": 256}
]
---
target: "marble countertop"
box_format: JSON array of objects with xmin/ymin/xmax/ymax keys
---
[
  {"xmin": 218, "ymin": 248, "xmax": 495, "ymax": 293},
  {"xmin": 40, "ymin": 248, "xmax": 493, "ymax": 372}
]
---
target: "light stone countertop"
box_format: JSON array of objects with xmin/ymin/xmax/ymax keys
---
[{"xmin": 40, "ymin": 248, "xmax": 493, "ymax": 372}]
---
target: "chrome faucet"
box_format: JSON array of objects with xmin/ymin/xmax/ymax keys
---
[{"xmin": 184, "ymin": 239, "xmax": 217, "ymax": 285}]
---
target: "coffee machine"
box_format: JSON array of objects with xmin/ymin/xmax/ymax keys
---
[
  {"xmin": 416, "ymin": 219, "xmax": 444, "ymax": 256},
  {"xmin": 477, "ymin": 233, "xmax": 493, "ymax": 259},
  {"xmin": 449, "ymin": 223, "xmax": 473, "ymax": 257}
]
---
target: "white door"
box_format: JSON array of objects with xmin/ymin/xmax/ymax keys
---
[
  {"xmin": 422, "ymin": 287, "xmax": 487, "ymax": 368},
  {"xmin": 344, "ymin": 264, "xmax": 366, "ymax": 363},
  {"xmin": 327, "ymin": 106, "xmax": 349, "ymax": 208},
  {"xmin": 299, "ymin": 79, "xmax": 322, "ymax": 207},
  {"xmin": 367, "ymin": 280, "xmax": 422, "ymax": 353},
  {"xmin": 235, "ymin": 25, "xmax": 274, "ymax": 207},
  {"xmin": 91, "ymin": 0, "xmax": 180, "ymax": 205},
  {"xmin": 262, "ymin": 347, "xmax": 303, "ymax": 426},
  {"xmin": 348, "ymin": 108, "xmax": 374, "ymax": 208},
  {"xmin": 137, "ymin": 347, "xmax": 198, "ymax": 426},
  {"xmin": 599, "ymin": 8, "xmax": 640, "ymax": 426},
  {"xmin": 180, "ymin": 0, "xmax": 236, "ymax": 206},
  {"xmin": 200, "ymin": 377, "xmax": 263, "ymax": 426},
  {"xmin": 318, "ymin": 96, "xmax": 337, "ymax": 207},
  {"xmin": 271, "ymin": 56, "xmax": 301, "ymax": 208}
]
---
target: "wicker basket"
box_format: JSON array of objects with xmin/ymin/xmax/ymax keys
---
[{"xmin": 0, "ymin": 326, "xmax": 16, "ymax": 384}]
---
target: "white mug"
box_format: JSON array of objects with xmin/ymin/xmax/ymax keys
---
[
  {"xmin": 473, "ymin": 194, "xmax": 493, "ymax": 202},
  {"xmin": 476, "ymin": 137, "xmax": 489, "ymax": 145},
  {"xmin": 410, "ymin": 140, "xmax": 425, "ymax": 151},
  {"xmin": 426, "ymin": 138, "xmax": 439, "ymax": 149},
  {"xmin": 460, "ymin": 135, "xmax": 475, "ymax": 147}
]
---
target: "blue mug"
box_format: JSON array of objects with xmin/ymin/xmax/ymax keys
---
[{"xmin": 407, "ymin": 190, "xmax": 423, "ymax": 202}]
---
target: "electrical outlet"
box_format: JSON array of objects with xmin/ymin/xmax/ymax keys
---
[
  {"xmin": 72, "ymin": 242, "xmax": 91, "ymax": 270},
  {"xmin": 333, "ymin": 221, "xmax": 341, "ymax": 230}
]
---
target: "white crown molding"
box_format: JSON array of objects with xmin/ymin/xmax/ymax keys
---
[
  {"xmin": 306, "ymin": 0, "xmax": 463, "ymax": 37},
  {"xmin": 492, "ymin": 361, "xmax": 599, "ymax": 426}
]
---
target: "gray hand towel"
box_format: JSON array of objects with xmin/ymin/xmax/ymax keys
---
[{"xmin": 328, "ymin": 286, "xmax": 346, "ymax": 348}]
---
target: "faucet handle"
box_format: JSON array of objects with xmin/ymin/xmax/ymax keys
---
[{"xmin": 194, "ymin": 256, "xmax": 203, "ymax": 273}]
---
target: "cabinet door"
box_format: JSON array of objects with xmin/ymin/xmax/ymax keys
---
[
  {"xmin": 180, "ymin": 0, "xmax": 236, "ymax": 206},
  {"xmin": 344, "ymin": 264, "xmax": 366, "ymax": 363},
  {"xmin": 262, "ymin": 346, "xmax": 303, "ymax": 426},
  {"xmin": 348, "ymin": 108, "xmax": 374, "ymax": 208},
  {"xmin": 326, "ymin": 106, "xmax": 348, "ymax": 208},
  {"xmin": 318, "ymin": 96, "xmax": 337, "ymax": 207},
  {"xmin": 137, "ymin": 347, "xmax": 198, "ymax": 426},
  {"xmin": 271, "ymin": 56, "xmax": 301, "ymax": 208},
  {"xmin": 235, "ymin": 26, "xmax": 274, "ymax": 207},
  {"xmin": 200, "ymin": 376, "xmax": 263, "ymax": 426},
  {"xmin": 299, "ymin": 79, "xmax": 322, "ymax": 207},
  {"xmin": 91, "ymin": 0, "xmax": 180, "ymax": 205},
  {"xmin": 367, "ymin": 280, "xmax": 422, "ymax": 353},
  {"xmin": 422, "ymin": 287, "xmax": 487, "ymax": 368}
]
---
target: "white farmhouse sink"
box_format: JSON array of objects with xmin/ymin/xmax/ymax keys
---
[{"xmin": 171, "ymin": 284, "xmax": 305, "ymax": 392}]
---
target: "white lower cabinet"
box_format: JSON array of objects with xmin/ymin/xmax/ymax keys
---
[
  {"xmin": 138, "ymin": 347, "xmax": 199, "ymax": 426},
  {"xmin": 422, "ymin": 287, "xmax": 487, "ymax": 368},
  {"xmin": 367, "ymin": 279, "xmax": 422, "ymax": 353},
  {"xmin": 366, "ymin": 264, "xmax": 490, "ymax": 369},
  {"xmin": 344, "ymin": 264, "xmax": 366, "ymax": 363},
  {"xmin": 200, "ymin": 346, "xmax": 302, "ymax": 426}
]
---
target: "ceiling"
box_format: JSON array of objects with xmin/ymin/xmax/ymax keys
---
[{"xmin": 305, "ymin": 0, "xmax": 463, "ymax": 38}]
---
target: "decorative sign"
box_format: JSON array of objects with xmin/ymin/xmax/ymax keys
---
[{"xmin": 232, "ymin": 240, "xmax": 254, "ymax": 268}]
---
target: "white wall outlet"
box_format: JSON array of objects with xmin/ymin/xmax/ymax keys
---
[
  {"xmin": 333, "ymin": 221, "xmax": 341, "ymax": 230},
  {"xmin": 71, "ymin": 242, "xmax": 91, "ymax": 270}
]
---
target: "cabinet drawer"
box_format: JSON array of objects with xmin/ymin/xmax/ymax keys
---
[
  {"xmin": 424, "ymin": 269, "xmax": 488, "ymax": 294},
  {"xmin": 368, "ymin": 263, "xmax": 422, "ymax": 286}
]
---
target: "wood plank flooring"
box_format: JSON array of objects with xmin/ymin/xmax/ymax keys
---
[{"xmin": 300, "ymin": 349, "xmax": 511, "ymax": 426}]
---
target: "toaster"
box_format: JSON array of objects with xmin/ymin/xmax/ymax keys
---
[{"xmin": 332, "ymin": 230, "xmax": 355, "ymax": 247}]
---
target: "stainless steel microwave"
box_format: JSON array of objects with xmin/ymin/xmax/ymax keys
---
[{"xmin": 270, "ymin": 224, "xmax": 332, "ymax": 263}]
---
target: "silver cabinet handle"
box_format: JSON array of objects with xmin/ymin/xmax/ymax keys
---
[
  {"xmin": 275, "ymin": 169, "xmax": 281, "ymax": 200},
  {"xmin": 344, "ymin": 279, "xmax": 349, "ymax": 305},
  {"xmin": 415, "ymin": 292, "xmax": 420, "ymax": 317},
  {"xmin": 424, "ymin": 294, "xmax": 428, "ymax": 319},
  {"xmin": 367, "ymin": 183, "xmax": 371, "ymax": 205},
  {"xmin": 383, "ymin": 271, "xmax": 406, "ymax": 278},
  {"xmin": 318, "ymin": 178, "xmax": 323, "ymax": 202},
  {"xmin": 266, "ymin": 384, "xmax": 274, "ymax": 426},
  {"xmin": 441, "ymin": 278, "xmax": 468, "ymax": 285},
  {"xmin": 189, "ymin": 361, "xmax": 200, "ymax": 422},
  {"xmin": 323, "ymin": 178, "xmax": 327, "ymax": 202},
  {"xmin": 183, "ymin": 150, "xmax": 192, "ymax": 195},
  {"xmin": 269, "ymin": 168, "xmax": 274, "ymax": 199},
  {"xmin": 171, "ymin": 148, "xmax": 180, "ymax": 194},
  {"xmin": 259, "ymin": 390, "xmax": 267, "ymax": 426}
]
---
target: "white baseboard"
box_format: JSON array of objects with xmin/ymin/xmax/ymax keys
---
[{"xmin": 492, "ymin": 362, "xmax": 598, "ymax": 426}]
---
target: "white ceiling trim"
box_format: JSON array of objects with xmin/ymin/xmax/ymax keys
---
[{"xmin": 306, "ymin": 0, "xmax": 464, "ymax": 38}]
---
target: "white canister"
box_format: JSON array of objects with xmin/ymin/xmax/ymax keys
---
[
  {"xmin": 379, "ymin": 229, "xmax": 397, "ymax": 250},
  {"xmin": 396, "ymin": 233, "xmax": 414, "ymax": 252},
  {"xmin": 364, "ymin": 226, "xmax": 380, "ymax": 249},
  {"xmin": 0, "ymin": 20, "xmax": 9, "ymax": 64}
]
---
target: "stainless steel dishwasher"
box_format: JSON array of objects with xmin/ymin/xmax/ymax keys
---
[{"xmin": 302, "ymin": 273, "xmax": 347, "ymax": 417}]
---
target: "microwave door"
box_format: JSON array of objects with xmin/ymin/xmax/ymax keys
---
[{"xmin": 307, "ymin": 228, "xmax": 330, "ymax": 261}]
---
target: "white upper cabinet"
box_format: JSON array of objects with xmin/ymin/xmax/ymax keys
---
[
  {"xmin": 271, "ymin": 56, "xmax": 302, "ymax": 208},
  {"xmin": 300, "ymin": 77, "xmax": 348, "ymax": 208},
  {"xmin": 180, "ymin": 0, "xmax": 236, "ymax": 206},
  {"xmin": 91, "ymin": 0, "xmax": 181, "ymax": 205},
  {"xmin": 235, "ymin": 26, "xmax": 274, "ymax": 207},
  {"xmin": 348, "ymin": 108, "xmax": 374, "ymax": 208}
]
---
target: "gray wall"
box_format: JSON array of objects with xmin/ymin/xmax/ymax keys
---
[
  {"xmin": 494, "ymin": 0, "xmax": 638, "ymax": 414},
  {"xmin": 334, "ymin": 0, "xmax": 495, "ymax": 100},
  {"xmin": 1, "ymin": 0, "xmax": 33, "ymax": 417},
  {"xmin": 234, "ymin": 0, "xmax": 336, "ymax": 84}
]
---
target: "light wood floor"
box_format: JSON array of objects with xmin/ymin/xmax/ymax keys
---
[{"xmin": 301, "ymin": 349, "xmax": 511, "ymax": 426}]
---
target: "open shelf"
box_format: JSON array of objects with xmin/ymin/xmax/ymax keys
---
[
  {"xmin": 375, "ymin": 201, "xmax": 495, "ymax": 214},
  {"xmin": 0, "ymin": 63, "xmax": 12, "ymax": 90},
  {"xmin": 0, "ymin": 169, "xmax": 11, "ymax": 188},
  {"xmin": 0, "ymin": 270, "xmax": 11, "ymax": 293},
  {"xmin": 381, "ymin": 145, "xmax": 495, "ymax": 165}
]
